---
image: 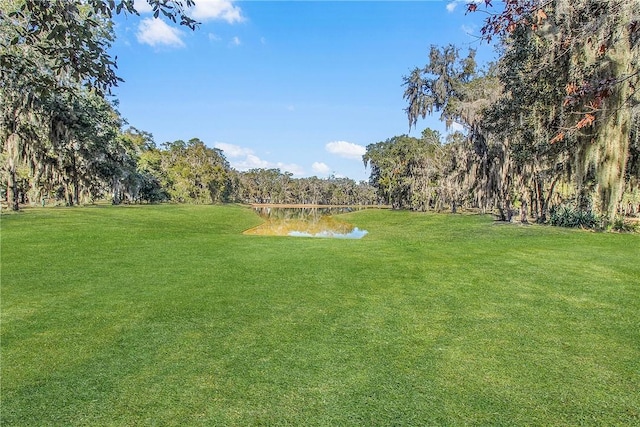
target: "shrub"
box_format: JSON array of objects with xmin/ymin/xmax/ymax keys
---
[
  {"xmin": 550, "ymin": 203, "xmax": 600, "ymax": 229},
  {"xmin": 609, "ymin": 216, "xmax": 640, "ymax": 233}
]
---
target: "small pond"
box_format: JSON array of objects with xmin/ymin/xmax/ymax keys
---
[{"xmin": 244, "ymin": 206, "xmax": 369, "ymax": 239}]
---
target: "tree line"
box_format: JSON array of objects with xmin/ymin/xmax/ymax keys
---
[
  {"xmin": 0, "ymin": 0, "xmax": 379, "ymax": 209},
  {"xmin": 2, "ymin": 0, "xmax": 638, "ymax": 228},
  {"xmin": 386, "ymin": 0, "xmax": 639, "ymax": 227},
  {"xmin": 1, "ymin": 126, "xmax": 379, "ymax": 207}
]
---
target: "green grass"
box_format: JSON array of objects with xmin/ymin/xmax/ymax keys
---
[{"xmin": 1, "ymin": 204, "xmax": 639, "ymax": 426}]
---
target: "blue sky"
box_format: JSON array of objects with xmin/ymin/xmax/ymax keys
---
[{"xmin": 111, "ymin": 0, "xmax": 495, "ymax": 181}]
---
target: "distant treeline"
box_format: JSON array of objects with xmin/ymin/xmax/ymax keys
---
[{"xmin": 1, "ymin": 130, "xmax": 378, "ymax": 207}]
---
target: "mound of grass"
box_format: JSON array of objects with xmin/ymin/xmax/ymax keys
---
[{"xmin": 2, "ymin": 205, "xmax": 639, "ymax": 425}]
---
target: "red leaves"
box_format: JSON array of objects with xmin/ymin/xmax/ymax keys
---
[
  {"xmin": 598, "ymin": 43, "xmax": 608, "ymax": 56},
  {"xmin": 554, "ymin": 78, "xmax": 613, "ymax": 142},
  {"xmin": 468, "ymin": 0, "xmax": 492, "ymax": 10},
  {"xmin": 587, "ymin": 97, "xmax": 603, "ymax": 111},
  {"xmin": 576, "ymin": 114, "xmax": 596, "ymax": 129},
  {"xmin": 467, "ymin": 0, "xmax": 628, "ymax": 147},
  {"xmin": 565, "ymin": 83, "xmax": 578, "ymax": 95},
  {"xmin": 467, "ymin": 0, "xmax": 550, "ymax": 40},
  {"xmin": 550, "ymin": 132, "xmax": 565, "ymax": 144},
  {"xmin": 550, "ymin": 113, "xmax": 596, "ymax": 144},
  {"xmin": 563, "ymin": 78, "xmax": 614, "ymax": 110}
]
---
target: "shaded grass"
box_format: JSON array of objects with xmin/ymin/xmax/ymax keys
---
[{"xmin": 1, "ymin": 205, "xmax": 639, "ymax": 425}]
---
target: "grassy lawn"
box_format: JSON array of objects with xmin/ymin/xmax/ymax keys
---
[{"xmin": 1, "ymin": 204, "xmax": 639, "ymax": 426}]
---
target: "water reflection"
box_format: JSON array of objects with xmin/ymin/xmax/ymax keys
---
[
  {"xmin": 244, "ymin": 206, "xmax": 368, "ymax": 239},
  {"xmin": 288, "ymin": 228, "xmax": 368, "ymax": 239}
]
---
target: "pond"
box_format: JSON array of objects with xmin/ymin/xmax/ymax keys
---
[{"xmin": 244, "ymin": 206, "xmax": 369, "ymax": 239}]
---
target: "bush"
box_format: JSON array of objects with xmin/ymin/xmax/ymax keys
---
[
  {"xmin": 550, "ymin": 203, "xmax": 600, "ymax": 229},
  {"xmin": 609, "ymin": 216, "xmax": 640, "ymax": 233}
]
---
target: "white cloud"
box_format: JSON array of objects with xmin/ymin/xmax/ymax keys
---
[
  {"xmin": 192, "ymin": 0, "xmax": 244, "ymax": 24},
  {"xmin": 134, "ymin": 0, "xmax": 153, "ymax": 13},
  {"xmin": 461, "ymin": 24, "xmax": 477, "ymax": 35},
  {"xmin": 132, "ymin": 1, "xmax": 242, "ymax": 49},
  {"xmin": 312, "ymin": 162, "xmax": 331, "ymax": 175},
  {"xmin": 134, "ymin": 0, "xmax": 243, "ymax": 25},
  {"xmin": 236, "ymin": 157, "xmax": 303, "ymax": 176},
  {"xmin": 276, "ymin": 162, "xmax": 304, "ymax": 176},
  {"xmin": 215, "ymin": 142, "xmax": 255, "ymax": 158},
  {"xmin": 136, "ymin": 18, "xmax": 185, "ymax": 48},
  {"xmin": 237, "ymin": 154, "xmax": 270, "ymax": 170},
  {"xmin": 214, "ymin": 143, "xmax": 303, "ymax": 176},
  {"xmin": 446, "ymin": 2, "xmax": 457, "ymax": 12},
  {"xmin": 325, "ymin": 141, "xmax": 366, "ymax": 160}
]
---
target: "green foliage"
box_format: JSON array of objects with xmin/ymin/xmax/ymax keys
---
[
  {"xmin": 158, "ymin": 138, "xmax": 232, "ymax": 204},
  {"xmin": 0, "ymin": 0, "xmax": 199, "ymax": 210},
  {"xmin": 401, "ymin": 45, "xmax": 520, "ymax": 217},
  {"xmin": 403, "ymin": 45, "xmax": 487, "ymax": 129},
  {"xmin": 2, "ymin": 121, "xmax": 378, "ymax": 207},
  {"xmin": 1, "ymin": 0, "xmax": 197, "ymax": 95},
  {"xmin": 398, "ymin": 1, "xmax": 639, "ymax": 225},
  {"xmin": 2, "ymin": 206, "xmax": 639, "ymax": 424},
  {"xmin": 549, "ymin": 203, "xmax": 600, "ymax": 229},
  {"xmin": 609, "ymin": 216, "xmax": 639, "ymax": 233},
  {"xmin": 363, "ymin": 131, "xmax": 442, "ymax": 210},
  {"xmin": 235, "ymin": 168, "xmax": 376, "ymax": 206}
]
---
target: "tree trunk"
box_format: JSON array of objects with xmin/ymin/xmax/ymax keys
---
[
  {"xmin": 520, "ymin": 198, "xmax": 528, "ymax": 224},
  {"xmin": 496, "ymin": 203, "xmax": 506, "ymax": 221},
  {"xmin": 72, "ymin": 153, "xmax": 79, "ymax": 206},
  {"xmin": 7, "ymin": 164, "xmax": 19, "ymax": 211},
  {"xmin": 5, "ymin": 133, "xmax": 21, "ymax": 211},
  {"xmin": 535, "ymin": 177, "xmax": 547, "ymax": 223},
  {"xmin": 540, "ymin": 176, "xmax": 560, "ymax": 224}
]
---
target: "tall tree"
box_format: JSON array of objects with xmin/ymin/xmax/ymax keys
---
[
  {"xmin": 403, "ymin": 45, "xmax": 501, "ymax": 131},
  {"xmin": 469, "ymin": 0, "xmax": 640, "ymax": 220},
  {"xmin": 400, "ymin": 2, "xmax": 639, "ymax": 223},
  {"xmin": 363, "ymin": 131, "xmax": 443, "ymax": 210},
  {"xmin": 160, "ymin": 138, "xmax": 232, "ymax": 204},
  {"xmin": 1, "ymin": 0, "xmax": 197, "ymax": 210},
  {"xmin": 118, "ymin": 128, "xmax": 168, "ymax": 203},
  {"xmin": 403, "ymin": 45, "xmax": 516, "ymax": 218}
]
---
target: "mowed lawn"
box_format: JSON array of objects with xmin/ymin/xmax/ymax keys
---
[{"xmin": 1, "ymin": 204, "xmax": 639, "ymax": 426}]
